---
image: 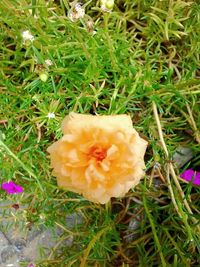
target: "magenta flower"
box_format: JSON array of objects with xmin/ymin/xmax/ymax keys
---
[
  {"xmin": 180, "ymin": 169, "xmax": 200, "ymax": 186},
  {"xmin": 1, "ymin": 181, "xmax": 23, "ymax": 194}
]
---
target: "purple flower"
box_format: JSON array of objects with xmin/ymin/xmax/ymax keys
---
[
  {"xmin": 180, "ymin": 169, "xmax": 200, "ymax": 186},
  {"xmin": 27, "ymin": 263, "xmax": 35, "ymax": 267},
  {"xmin": 1, "ymin": 181, "xmax": 23, "ymax": 194}
]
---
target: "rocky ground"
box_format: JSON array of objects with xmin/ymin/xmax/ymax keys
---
[
  {"xmin": 0, "ymin": 147, "xmax": 193, "ymax": 267},
  {"xmin": 0, "ymin": 226, "xmax": 56, "ymax": 267},
  {"xmin": 0, "ymin": 208, "xmax": 80, "ymax": 267}
]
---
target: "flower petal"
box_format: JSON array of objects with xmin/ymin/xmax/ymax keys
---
[
  {"xmin": 48, "ymin": 112, "xmax": 148, "ymax": 203},
  {"xmin": 61, "ymin": 113, "xmax": 135, "ymax": 134},
  {"xmin": 180, "ymin": 169, "xmax": 200, "ymax": 186},
  {"xmin": 1, "ymin": 181, "xmax": 23, "ymax": 194}
]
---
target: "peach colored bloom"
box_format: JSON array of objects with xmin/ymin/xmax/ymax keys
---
[{"xmin": 47, "ymin": 113, "xmax": 147, "ymax": 204}]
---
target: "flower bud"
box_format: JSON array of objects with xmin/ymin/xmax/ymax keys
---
[
  {"xmin": 39, "ymin": 72, "xmax": 48, "ymax": 82},
  {"xmin": 101, "ymin": 0, "xmax": 114, "ymax": 11},
  {"xmin": 105, "ymin": 0, "xmax": 114, "ymax": 9}
]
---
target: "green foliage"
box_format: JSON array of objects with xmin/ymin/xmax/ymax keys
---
[{"xmin": 0, "ymin": 0, "xmax": 200, "ymax": 266}]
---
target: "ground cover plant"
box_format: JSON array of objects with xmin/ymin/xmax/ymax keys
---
[{"xmin": 0, "ymin": 0, "xmax": 200, "ymax": 266}]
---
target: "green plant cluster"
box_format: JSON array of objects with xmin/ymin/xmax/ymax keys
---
[{"xmin": 0, "ymin": 0, "xmax": 200, "ymax": 266}]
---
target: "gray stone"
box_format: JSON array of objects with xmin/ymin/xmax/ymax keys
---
[
  {"xmin": 0, "ymin": 232, "xmax": 8, "ymax": 247},
  {"xmin": 13, "ymin": 240, "xmax": 26, "ymax": 251},
  {"xmin": 66, "ymin": 212, "xmax": 84, "ymax": 229},
  {"xmin": 173, "ymin": 146, "xmax": 193, "ymax": 168},
  {"xmin": 0, "ymin": 205, "xmax": 84, "ymax": 266},
  {"xmin": 1, "ymin": 245, "xmax": 18, "ymax": 263}
]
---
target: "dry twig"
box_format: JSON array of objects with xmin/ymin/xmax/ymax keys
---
[{"xmin": 152, "ymin": 101, "xmax": 200, "ymax": 233}]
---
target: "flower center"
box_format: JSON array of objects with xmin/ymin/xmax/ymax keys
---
[{"xmin": 89, "ymin": 145, "xmax": 107, "ymax": 161}]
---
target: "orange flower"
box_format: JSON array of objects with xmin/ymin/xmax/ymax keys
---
[{"xmin": 47, "ymin": 113, "xmax": 147, "ymax": 204}]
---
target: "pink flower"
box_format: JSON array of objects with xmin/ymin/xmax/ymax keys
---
[
  {"xmin": 1, "ymin": 181, "xmax": 23, "ymax": 194},
  {"xmin": 180, "ymin": 169, "xmax": 200, "ymax": 186},
  {"xmin": 27, "ymin": 263, "xmax": 35, "ymax": 267}
]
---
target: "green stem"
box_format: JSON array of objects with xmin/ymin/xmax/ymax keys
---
[
  {"xmin": 104, "ymin": 14, "xmax": 118, "ymax": 71},
  {"xmin": 143, "ymin": 192, "xmax": 167, "ymax": 267},
  {"xmin": 0, "ymin": 140, "xmax": 43, "ymax": 192},
  {"xmin": 164, "ymin": 228, "xmax": 190, "ymax": 266}
]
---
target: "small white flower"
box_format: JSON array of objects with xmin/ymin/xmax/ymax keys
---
[
  {"xmin": 153, "ymin": 162, "xmax": 161, "ymax": 170},
  {"xmin": 75, "ymin": 3, "xmax": 85, "ymax": 18},
  {"xmin": 47, "ymin": 112, "xmax": 55, "ymax": 119},
  {"xmin": 22, "ymin": 30, "xmax": 34, "ymax": 42},
  {"xmin": 68, "ymin": 3, "xmax": 85, "ymax": 22},
  {"xmin": 45, "ymin": 59, "xmax": 53, "ymax": 66}
]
